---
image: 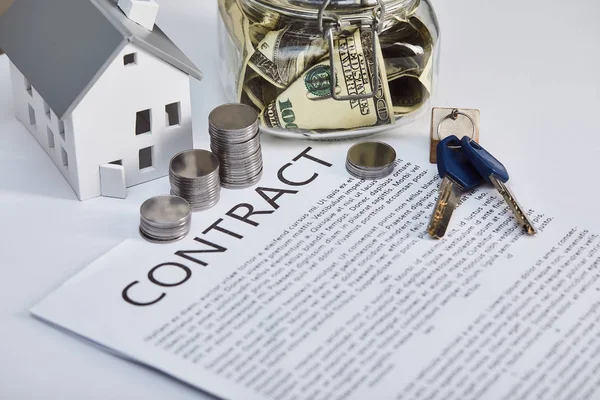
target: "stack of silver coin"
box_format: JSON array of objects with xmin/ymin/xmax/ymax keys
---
[
  {"xmin": 209, "ymin": 104, "xmax": 263, "ymax": 189},
  {"xmin": 346, "ymin": 142, "xmax": 397, "ymax": 180},
  {"xmin": 140, "ymin": 195, "xmax": 192, "ymax": 244},
  {"xmin": 169, "ymin": 150, "xmax": 221, "ymax": 211}
]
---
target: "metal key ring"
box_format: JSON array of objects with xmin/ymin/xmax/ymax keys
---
[{"xmin": 437, "ymin": 109, "xmax": 476, "ymax": 149}]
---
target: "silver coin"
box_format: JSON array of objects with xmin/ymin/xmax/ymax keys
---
[
  {"xmin": 169, "ymin": 149, "xmax": 221, "ymax": 211},
  {"xmin": 211, "ymin": 139, "xmax": 261, "ymax": 156},
  {"xmin": 171, "ymin": 190, "xmax": 221, "ymax": 212},
  {"xmin": 140, "ymin": 195, "xmax": 191, "ymax": 225},
  {"xmin": 208, "ymin": 104, "xmax": 264, "ymax": 189},
  {"xmin": 219, "ymin": 156, "xmax": 263, "ymax": 172},
  {"xmin": 221, "ymin": 169, "xmax": 263, "ymax": 190},
  {"xmin": 170, "ymin": 149, "xmax": 220, "ymax": 179},
  {"xmin": 209, "ymin": 104, "xmax": 258, "ymax": 128},
  {"xmin": 209, "ymin": 104, "xmax": 259, "ymax": 142},
  {"xmin": 140, "ymin": 195, "xmax": 192, "ymax": 244},
  {"xmin": 170, "ymin": 188, "xmax": 221, "ymax": 202},
  {"xmin": 220, "ymin": 165, "xmax": 263, "ymax": 178},
  {"xmin": 139, "ymin": 229, "xmax": 190, "ymax": 245},
  {"xmin": 346, "ymin": 142, "xmax": 397, "ymax": 180}
]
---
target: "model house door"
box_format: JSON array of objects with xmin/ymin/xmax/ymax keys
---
[{"xmin": 100, "ymin": 163, "xmax": 127, "ymax": 199}]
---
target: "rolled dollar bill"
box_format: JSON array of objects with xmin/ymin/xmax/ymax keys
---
[
  {"xmin": 389, "ymin": 75, "xmax": 426, "ymax": 114},
  {"xmin": 243, "ymin": 71, "xmax": 283, "ymax": 110},
  {"xmin": 381, "ymin": 16, "xmax": 434, "ymax": 113},
  {"xmin": 248, "ymin": 22, "xmax": 328, "ymax": 89},
  {"xmin": 388, "ymin": 57, "xmax": 432, "ymax": 115},
  {"xmin": 261, "ymin": 28, "xmax": 394, "ymax": 131},
  {"xmin": 249, "ymin": 13, "xmax": 281, "ymax": 47},
  {"xmin": 381, "ymin": 17, "xmax": 433, "ymax": 80}
]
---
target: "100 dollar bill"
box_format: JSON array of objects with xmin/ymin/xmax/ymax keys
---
[{"xmin": 261, "ymin": 29, "xmax": 394, "ymax": 131}]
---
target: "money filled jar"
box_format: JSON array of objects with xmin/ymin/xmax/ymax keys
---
[{"xmin": 218, "ymin": 0, "xmax": 440, "ymax": 139}]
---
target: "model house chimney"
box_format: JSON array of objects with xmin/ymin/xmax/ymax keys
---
[{"xmin": 118, "ymin": 0, "xmax": 160, "ymax": 31}]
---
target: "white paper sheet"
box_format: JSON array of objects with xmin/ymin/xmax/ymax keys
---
[{"xmin": 32, "ymin": 140, "xmax": 600, "ymax": 400}]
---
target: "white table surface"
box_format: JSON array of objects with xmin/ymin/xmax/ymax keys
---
[{"xmin": 1, "ymin": 0, "xmax": 599, "ymax": 398}]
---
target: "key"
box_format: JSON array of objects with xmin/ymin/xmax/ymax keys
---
[
  {"xmin": 461, "ymin": 137, "xmax": 537, "ymax": 235},
  {"xmin": 428, "ymin": 135, "xmax": 484, "ymax": 239}
]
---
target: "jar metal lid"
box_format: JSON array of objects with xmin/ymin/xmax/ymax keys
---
[{"xmin": 245, "ymin": 0, "xmax": 419, "ymax": 21}]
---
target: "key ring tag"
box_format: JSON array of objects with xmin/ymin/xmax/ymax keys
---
[{"xmin": 430, "ymin": 107, "xmax": 481, "ymax": 164}]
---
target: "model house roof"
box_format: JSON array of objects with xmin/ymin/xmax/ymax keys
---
[{"xmin": 0, "ymin": 0, "xmax": 203, "ymax": 120}]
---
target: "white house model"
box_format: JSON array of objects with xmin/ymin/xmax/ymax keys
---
[{"xmin": 0, "ymin": 0, "xmax": 203, "ymax": 200}]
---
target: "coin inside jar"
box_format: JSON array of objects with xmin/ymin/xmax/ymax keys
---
[
  {"xmin": 346, "ymin": 142, "xmax": 397, "ymax": 180},
  {"xmin": 140, "ymin": 195, "xmax": 192, "ymax": 244}
]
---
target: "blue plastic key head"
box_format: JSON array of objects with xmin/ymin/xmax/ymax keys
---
[
  {"xmin": 460, "ymin": 137, "xmax": 510, "ymax": 183},
  {"xmin": 437, "ymin": 135, "xmax": 484, "ymax": 191}
]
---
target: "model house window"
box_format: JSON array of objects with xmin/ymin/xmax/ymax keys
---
[
  {"xmin": 165, "ymin": 102, "xmax": 181, "ymax": 127},
  {"xmin": 47, "ymin": 127, "xmax": 55, "ymax": 149},
  {"xmin": 136, "ymin": 109, "xmax": 152, "ymax": 135},
  {"xmin": 28, "ymin": 104, "xmax": 36, "ymax": 126},
  {"xmin": 44, "ymin": 101, "xmax": 51, "ymax": 119},
  {"xmin": 25, "ymin": 77, "xmax": 32, "ymax": 96},
  {"xmin": 123, "ymin": 53, "xmax": 137, "ymax": 66},
  {"xmin": 139, "ymin": 146, "xmax": 153, "ymax": 170},
  {"xmin": 58, "ymin": 120, "xmax": 65, "ymax": 140},
  {"xmin": 61, "ymin": 147, "xmax": 69, "ymax": 168}
]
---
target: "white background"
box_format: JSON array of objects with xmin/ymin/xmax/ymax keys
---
[{"xmin": 1, "ymin": 0, "xmax": 599, "ymax": 398}]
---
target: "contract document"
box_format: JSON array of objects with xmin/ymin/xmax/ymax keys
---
[{"xmin": 32, "ymin": 141, "xmax": 600, "ymax": 400}]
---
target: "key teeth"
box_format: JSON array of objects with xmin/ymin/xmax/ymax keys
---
[
  {"xmin": 428, "ymin": 207, "xmax": 447, "ymax": 239},
  {"xmin": 428, "ymin": 229, "xmax": 443, "ymax": 240},
  {"xmin": 428, "ymin": 189, "xmax": 449, "ymax": 238},
  {"xmin": 525, "ymin": 225, "xmax": 538, "ymax": 236},
  {"xmin": 489, "ymin": 175, "xmax": 537, "ymax": 236},
  {"xmin": 428, "ymin": 177, "xmax": 461, "ymax": 239}
]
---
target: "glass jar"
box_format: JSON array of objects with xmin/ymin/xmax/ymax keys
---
[{"xmin": 218, "ymin": 0, "xmax": 440, "ymax": 139}]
